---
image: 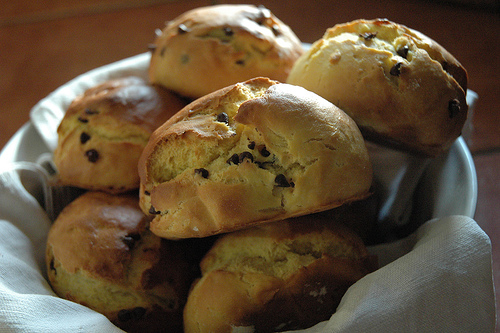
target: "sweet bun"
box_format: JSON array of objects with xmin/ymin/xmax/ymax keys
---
[
  {"xmin": 45, "ymin": 191, "xmax": 194, "ymax": 333},
  {"xmin": 148, "ymin": 4, "xmax": 304, "ymax": 99},
  {"xmin": 53, "ymin": 76, "xmax": 187, "ymax": 193},
  {"xmin": 287, "ymin": 19, "xmax": 468, "ymax": 157},
  {"xmin": 138, "ymin": 77, "xmax": 373, "ymax": 239},
  {"xmin": 183, "ymin": 215, "xmax": 378, "ymax": 332}
]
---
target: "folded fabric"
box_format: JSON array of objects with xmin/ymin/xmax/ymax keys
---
[
  {"xmin": 0, "ymin": 168, "xmax": 124, "ymax": 333},
  {"xmin": 0, "ymin": 166, "xmax": 495, "ymax": 332}
]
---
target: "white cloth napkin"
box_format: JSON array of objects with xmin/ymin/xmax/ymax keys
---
[
  {"xmin": 0, "ymin": 168, "xmax": 495, "ymax": 332},
  {"xmin": 0, "ymin": 53, "xmax": 495, "ymax": 332},
  {"xmin": 0, "ymin": 167, "xmax": 124, "ymax": 333}
]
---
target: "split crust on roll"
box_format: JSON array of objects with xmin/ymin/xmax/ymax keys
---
[
  {"xmin": 183, "ymin": 215, "xmax": 378, "ymax": 332},
  {"xmin": 138, "ymin": 77, "xmax": 373, "ymax": 239}
]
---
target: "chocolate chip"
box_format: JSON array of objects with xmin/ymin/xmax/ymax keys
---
[
  {"xmin": 275, "ymin": 174, "xmax": 291, "ymax": 187},
  {"xmin": 227, "ymin": 153, "xmax": 240, "ymax": 165},
  {"xmin": 85, "ymin": 149, "xmax": 99, "ymax": 163},
  {"xmin": 257, "ymin": 145, "xmax": 270, "ymax": 157},
  {"xmin": 448, "ymin": 99, "xmax": 461, "ymax": 118},
  {"xmin": 80, "ymin": 132, "xmax": 90, "ymax": 144},
  {"xmin": 239, "ymin": 152, "xmax": 254, "ymax": 163},
  {"xmin": 216, "ymin": 112, "xmax": 229, "ymax": 124},
  {"xmin": 390, "ymin": 62, "xmax": 403, "ymax": 76},
  {"xmin": 223, "ymin": 27, "xmax": 234, "ymax": 36},
  {"xmin": 255, "ymin": 161, "xmax": 272, "ymax": 169},
  {"xmin": 359, "ymin": 32, "xmax": 377, "ymax": 40},
  {"xmin": 248, "ymin": 141, "xmax": 256, "ymax": 150},
  {"xmin": 195, "ymin": 168, "xmax": 209, "ymax": 178},
  {"xmin": 149, "ymin": 205, "xmax": 160, "ymax": 215},
  {"xmin": 49, "ymin": 258, "xmax": 56, "ymax": 274},
  {"xmin": 122, "ymin": 233, "xmax": 141, "ymax": 250},
  {"xmin": 144, "ymin": 190, "xmax": 150, "ymax": 196},
  {"xmin": 84, "ymin": 108, "xmax": 99, "ymax": 115},
  {"xmin": 77, "ymin": 117, "xmax": 88, "ymax": 123},
  {"xmin": 235, "ymin": 59, "xmax": 245, "ymax": 66},
  {"xmin": 178, "ymin": 24, "xmax": 190, "ymax": 34},
  {"xmin": 180, "ymin": 54, "xmax": 189, "ymax": 64},
  {"xmin": 397, "ymin": 45, "xmax": 409, "ymax": 59},
  {"xmin": 117, "ymin": 307, "xmax": 146, "ymax": 322}
]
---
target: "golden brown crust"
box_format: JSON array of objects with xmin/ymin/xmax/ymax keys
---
[
  {"xmin": 138, "ymin": 77, "xmax": 373, "ymax": 239},
  {"xmin": 53, "ymin": 76, "xmax": 187, "ymax": 194},
  {"xmin": 46, "ymin": 191, "xmax": 194, "ymax": 332},
  {"xmin": 287, "ymin": 19, "xmax": 468, "ymax": 157},
  {"xmin": 47, "ymin": 192, "xmax": 146, "ymax": 279},
  {"xmin": 184, "ymin": 215, "xmax": 378, "ymax": 332},
  {"xmin": 148, "ymin": 4, "xmax": 304, "ymax": 98}
]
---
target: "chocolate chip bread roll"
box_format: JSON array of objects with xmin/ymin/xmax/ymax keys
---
[
  {"xmin": 287, "ymin": 19, "xmax": 468, "ymax": 157},
  {"xmin": 183, "ymin": 215, "xmax": 378, "ymax": 332},
  {"xmin": 53, "ymin": 76, "xmax": 187, "ymax": 193},
  {"xmin": 46, "ymin": 191, "xmax": 194, "ymax": 333},
  {"xmin": 138, "ymin": 77, "xmax": 373, "ymax": 239},
  {"xmin": 148, "ymin": 4, "xmax": 304, "ymax": 99}
]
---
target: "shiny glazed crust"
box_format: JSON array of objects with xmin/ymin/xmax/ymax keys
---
[
  {"xmin": 45, "ymin": 191, "xmax": 194, "ymax": 332},
  {"xmin": 287, "ymin": 19, "xmax": 468, "ymax": 157},
  {"xmin": 53, "ymin": 76, "xmax": 187, "ymax": 193},
  {"xmin": 138, "ymin": 77, "xmax": 373, "ymax": 239},
  {"xmin": 148, "ymin": 4, "xmax": 304, "ymax": 99},
  {"xmin": 183, "ymin": 215, "xmax": 378, "ymax": 332}
]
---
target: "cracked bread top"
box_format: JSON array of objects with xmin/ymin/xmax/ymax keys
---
[
  {"xmin": 183, "ymin": 214, "xmax": 377, "ymax": 333},
  {"xmin": 138, "ymin": 77, "xmax": 372, "ymax": 239},
  {"xmin": 200, "ymin": 214, "xmax": 374, "ymax": 279}
]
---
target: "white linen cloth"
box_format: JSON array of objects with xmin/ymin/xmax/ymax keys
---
[{"xmin": 0, "ymin": 53, "xmax": 496, "ymax": 332}]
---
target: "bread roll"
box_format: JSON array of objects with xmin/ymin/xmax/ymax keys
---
[
  {"xmin": 287, "ymin": 19, "xmax": 468, "ymax": 157},
  {"xmin": 45, "ymin": 191, "xmax": 194, "ymax": 332},
  {"xmin": 183, "ymin": 215, "xmax": 378, "ymax": 332},
  {"xmin": 138, "ymin": 77, "xmax": 373, "ymax": 239},
  {"xmin": 148, "ymin": 4, "xmax": 304, "ymax": 99},
  {"xmin": 53, "ymin": 76, "xmax": 187, "ymax": 193}
]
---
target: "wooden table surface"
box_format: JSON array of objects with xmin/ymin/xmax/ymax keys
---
[{"xmin": 1, "ymin": 0, "xmax": 499, "ymax": 328}]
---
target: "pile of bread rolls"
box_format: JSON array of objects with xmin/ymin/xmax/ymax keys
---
[{"xmin": 46, "ymin": 4, "xmax": 468, "ymax": 333}]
